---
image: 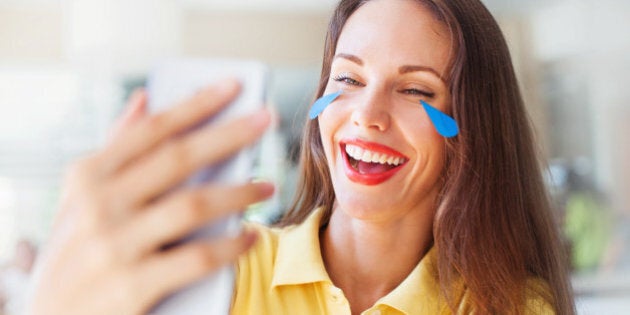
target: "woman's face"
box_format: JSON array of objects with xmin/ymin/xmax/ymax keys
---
[{"xmin": 319, "ymin": 0, "xmax": 452, "ymax": 222}]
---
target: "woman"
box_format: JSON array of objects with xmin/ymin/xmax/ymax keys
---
[
  {"xmin": 28, "ymin": 0, "xmax": 574, "ymax": 314},
  {"xmin": 234, "ymin": 0, "xmax": 574, "ymax": 314}
]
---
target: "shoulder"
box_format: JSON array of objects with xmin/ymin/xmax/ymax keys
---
[
  {"xmin": 237, "ymin": 221, "xmax": 282, "ymax": 278},
  {"xmin": 235, "ymin": 220, "xmax": 306, "ymax": 289},
  {"xmin": 232, "ymin": 221, "xmax": 279, "ymax": 309},
  {"xmin": 236, "ymin": 208, "xmax": 324, "ymax": 278},
  {"xmin": 454, "ymin": 277, "xmax": 557, "ymax": 314},
  {"xmin": 233, "ymin": 220, "xmax": 304, "ymax": 312},
  {"xmin": 523, "ymin": 278, "xmax": 556, "ymax": 315},
  {"xmin": 245, "ymin": 220, "xmax": 281, "ymax": 248},
  {"xmin": 232, "ymin": 209, "xmax": 327, "ymax": 314}
]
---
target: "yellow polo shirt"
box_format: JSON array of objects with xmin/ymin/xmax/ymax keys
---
[{"xmin": 231, "ymin": 208, "xmax": 554, "ymax": 314}]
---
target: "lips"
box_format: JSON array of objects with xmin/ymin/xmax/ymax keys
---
[{"xmin": 341, "ymin": 139, "xmax": 408, "ymax": 185}]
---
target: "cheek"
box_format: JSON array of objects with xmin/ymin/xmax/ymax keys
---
[
  {"xmin": 396, "ymin": 106, "xmax": 442, "ymax": 139},
  {"xmin": 318, "ymin": 98, "xmax": 358, "ymax": 170},
  {"xmin": 319, "ymin": 97, "xmax": 351, "ymax": 135},
  {"xmin": 318, "ymin": 108, "xmax": 345, "ymax": 162},
  {"xmin": 395, "ymin": 108, "xmax": 446, "ymax": 164},
  {"xmin": 418, "ymin": 136, "xmax": 447, "ymax": 180}
]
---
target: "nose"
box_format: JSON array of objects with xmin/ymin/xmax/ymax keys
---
[{"xmin": 350, "ymin": 89, "xmax": 391, "ymax": 132}]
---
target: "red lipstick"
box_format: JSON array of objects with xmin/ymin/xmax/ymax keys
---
[{"xmin": 340, "ymin": 139, "xmax": 408, "ymax": 186}]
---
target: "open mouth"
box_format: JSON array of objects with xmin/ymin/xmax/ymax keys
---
[{"xmin": 341, "ymin": 140, "xmax": 408, "ymax": 185}]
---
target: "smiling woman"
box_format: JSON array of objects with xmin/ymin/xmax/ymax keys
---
[
  {"xmin": 26, "ymin": 0, "xmax": 574, "ymax": 314},
  {"xmin": 235, "ymin": 0, "xmax": 574, "ymax": 314}
]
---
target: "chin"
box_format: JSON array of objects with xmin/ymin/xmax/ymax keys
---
[{"xmin": 332, "ymin": 191, "xmax": 397, "ymax": 221}]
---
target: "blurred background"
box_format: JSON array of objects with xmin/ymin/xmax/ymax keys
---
[{"xmin": 0, "ymin": 0, "xmax": 628, "ymax": 314}]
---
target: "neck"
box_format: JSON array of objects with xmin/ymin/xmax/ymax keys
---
[{"xmin": 320, "ymin": 202, "xmax": 434, "ymax": 314}]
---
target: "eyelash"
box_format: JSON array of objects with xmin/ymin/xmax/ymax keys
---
[
  {"xmin": 332, "ymin": 74, "xmax": 435, "ymax": 98},
  {"xmin": 400, "ymin": 88, "xmax": 435, "ymax": 98},
  {"xmin": 332, "ymin": 74, "xmax": 363, "ymax": 86}
]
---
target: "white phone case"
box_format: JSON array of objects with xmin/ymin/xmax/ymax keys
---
[{"xmin": 146, "ymin": 59, "xmax": 267, "ymax": 315}]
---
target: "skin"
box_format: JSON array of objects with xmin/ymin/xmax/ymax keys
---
[
  {"xmin": 27, "ymin": 80, "xmax": 274, "ymax": 315},
  {"xmin": 317, "ymin": 0, "xmax": 453, "ymax": 314}
]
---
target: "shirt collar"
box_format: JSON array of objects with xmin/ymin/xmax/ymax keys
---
[
  {"xmin": 271, "ymin": 207, "xmax": 331, "ymax": 288},
  {"xmin": 270, "ymin": 207, "xmax": 460, "ymax": 314},
  {"xmin": 375, "ymin": 246, "xmax": 453, "ymax": 314}
]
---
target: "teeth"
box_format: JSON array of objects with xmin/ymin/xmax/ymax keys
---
[
  {"xmin": 387, "ymin": 156, "xmax": 395, "ymax": 165},
  {"xmin": 361, "ymin": 151, "xmax": 372, "ymax": 162},
  {"xmin": 345, "ymin": 144, "xmax": 405, "ymax": 166},
  {"xmin": 371, "ymin": 153, "xmax": 381, "ymax": 163}
]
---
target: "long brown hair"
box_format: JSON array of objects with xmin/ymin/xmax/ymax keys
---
[{"xmin": 281, "ymin": 0, "xmax": 575, "ymax": 314}]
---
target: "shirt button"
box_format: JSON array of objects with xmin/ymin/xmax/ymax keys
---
[{"xmin": 328, "ymin": 286, "xmax": 344, "ymax": 304}]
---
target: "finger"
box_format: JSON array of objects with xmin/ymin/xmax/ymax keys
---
[
  {"xmin": 110, "ymin": 108, "xmax": 271, "ymax": 208},
  {"xmin": 109, "ymin": 88, "xmax": 148, "ymax": 142},
  {"xmin": 135, "ymin": 230, "xmax": 258, "ymax": 312},
  {"xmin": 101, "ymin": 79, "xmax": 241, "ymax": 175},
  {"xmin": 118, "ymin": 182, "xmax": 274, "ymax": 259}
]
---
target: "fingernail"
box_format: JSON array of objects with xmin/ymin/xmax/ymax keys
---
[
  {"xmin": 129, "ymin": 88, "xmax": 141, "ymax": 100},
  {"xmin": 258, "ymin": 182, "xmax": 275, "ymax": 197},
  {"xmin": 244, "ymin": 230, "xmax": 258, "ymax": 247},
  {"xmin": 126, "ymin": 88, "xmax": 143, "ymax": 105}
]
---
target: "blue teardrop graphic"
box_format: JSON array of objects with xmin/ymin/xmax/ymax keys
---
[
  {"xmin": 421, "ymin": 100, "xmax": 459, "ymax": 138},
  {"xmin": 309, "ymin": 90, "xmax": 343, "ymax": 120}
]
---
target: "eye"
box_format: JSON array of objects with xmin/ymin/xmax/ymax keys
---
[
  {"xmin": 332, "ymin": 74, "xmax": 364, "ymax": 86},
  {"xmin": 401, "ymin": 88, "xmax": 435, "ymax": 98}
]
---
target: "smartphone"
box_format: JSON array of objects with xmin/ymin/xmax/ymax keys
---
[{"xmin": 145, "ymin": 59, "xmax": 267, "ymax": 315}]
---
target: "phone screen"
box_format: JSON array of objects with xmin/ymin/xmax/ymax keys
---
[{"xmin": 146, "ymin": 59, "xmax": 267, "ymax": 315}]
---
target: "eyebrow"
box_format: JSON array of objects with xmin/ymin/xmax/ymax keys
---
[
  {"xmin": 333, "ymin": 53, "xmax": 446, "ymax": 83},
  {"xmin": 334, "ymin": 53, "xmax": 363, "ymax": 66},
  {"xmin": 399, "ymin": 65, "xmax": 446, "ymax": 83}
]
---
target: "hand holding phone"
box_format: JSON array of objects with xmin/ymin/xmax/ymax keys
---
[
  {"xmin": 26, "ymin": 62, "xmax": 272, "ymax": 315},
  {"xmin": 147, "ymin": 59, "xmax": 268, "ymax": 315}
]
